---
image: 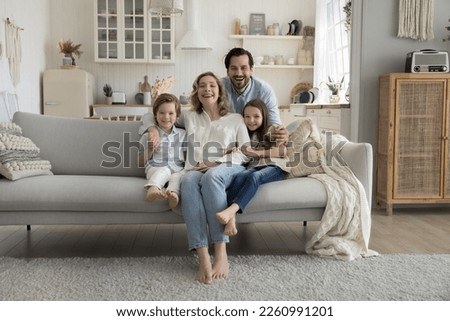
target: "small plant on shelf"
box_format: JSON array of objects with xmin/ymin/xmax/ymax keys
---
[
  {"xmin": 103, "ymin": 84, "xmax": 113, "ymax": 105},
  {"xmin": 324, "ymin": 76, "xmax": 344, "ymax": 95},
  {"xmin": 443, "ymin": 19, "xmax": 450, "ymax": 42},
  {"xmin": 103, "ymin": 84, "xmax": 113, "ymax": 97}
]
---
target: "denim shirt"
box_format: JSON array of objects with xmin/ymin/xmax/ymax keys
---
[{"xmin": 222, "ymin": 76, "xmax": 281, "ymax": 125}]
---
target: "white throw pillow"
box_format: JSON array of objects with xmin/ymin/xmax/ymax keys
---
[{"xmin": 0, "ymin": 122, "xmax": 53, "ymax": 180}]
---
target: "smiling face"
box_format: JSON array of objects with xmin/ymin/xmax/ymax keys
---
[
  {"xmin": 243, "ymin": 105, "xmax": 263, "ymax": 132},
  {"xmin": 227, "ymin": 54, "xmax": 253, "ymax": 92},
  {"xmin": 197, "ymin": 75, "xmax": 219, "ymax": 106},
  {"xmin": 155, "ymin": 102, "xmax": 177, "ymax": 133}
]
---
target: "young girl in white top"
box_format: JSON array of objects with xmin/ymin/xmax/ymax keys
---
[{"xmin": 216, "ymin": 98, "xmax": 287, "ymax": 236}]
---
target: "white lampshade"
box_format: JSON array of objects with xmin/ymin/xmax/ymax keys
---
[{"xmin": 149, "ymin": 0, "xmax": 184, "ymax": 16}]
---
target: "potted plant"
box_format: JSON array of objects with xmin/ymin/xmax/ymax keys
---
[
  {"xmin": 323, "ymin": 76, "xmax": 344, "ymax": 103},
  {"xmin": 58, "ymin": 38, "xmax": 83, "ymax": 67},
  {"xmin": 103, "ymin": 84, "xmax": 113, "ymax": 105}
]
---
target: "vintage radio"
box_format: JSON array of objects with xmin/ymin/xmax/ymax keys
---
[{"xmin": 405, "ymin": 49, "xmax": 449, "ymax": 73}]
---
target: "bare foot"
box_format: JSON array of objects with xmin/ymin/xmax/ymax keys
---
[
  {"xmin": 216, "ymin": 203, "xmax": 239, "ymax": 224},
  {"xmin": 196, "ymin": 247, "xmax": 213, "ymax": 284},
  {"xmin": 166, "ymin": 190, "xmax": 179, "ymax": 209},
  {"xmin": 146, "ymin": 186, "xmax": 165, "ymax": 202},
  {"xmin": 224, "ymin": 216, "xmax": 238, "ymax": 236},
  {"xmin": 212, "ymin": 243, "xmax": 229, "ymax": 280}
]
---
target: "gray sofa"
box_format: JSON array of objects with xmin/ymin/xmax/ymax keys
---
[{"xmin": 0, "ymin": 111, "xmax": 372, "ymax": 228}]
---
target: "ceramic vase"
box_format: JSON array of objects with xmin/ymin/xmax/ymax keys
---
[{"xmin": 329, "ymin": 94, "xmax": 340, "ymax": 103}]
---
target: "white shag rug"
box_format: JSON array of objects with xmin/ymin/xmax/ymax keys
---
[{"xmin": 0, "ymin": 254, "xmax": 449, "ymax": 301}]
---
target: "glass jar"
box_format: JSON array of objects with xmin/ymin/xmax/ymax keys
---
[
  {"xmin": 272, "ymin": 23, "xmax": 280, "ymax": 36},
  {"xmin": 240, "ymin": 25, "xmax": 248, "ymax": 35}
]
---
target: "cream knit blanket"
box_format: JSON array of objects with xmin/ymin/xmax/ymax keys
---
[{"xmin": 305, "ymin": 130, "xmax": 378, "ymax": 261}]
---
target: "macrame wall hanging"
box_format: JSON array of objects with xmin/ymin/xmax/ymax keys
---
[
  {"xmin": 4, "ymin": 18, "xmax": 23, "ymax": 87},
  {"xmin": 397, "ymin": 0, "xmax": 434, "ymax": 41}
]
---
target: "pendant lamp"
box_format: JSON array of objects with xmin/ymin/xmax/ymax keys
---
[{"xmin": 149, "ymin": 0, "xmax": 184, "ymax": 16}]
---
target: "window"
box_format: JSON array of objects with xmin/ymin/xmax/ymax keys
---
[{"xmin": 314, "ymin": 0, "xmax": 350, "ymax": 97}]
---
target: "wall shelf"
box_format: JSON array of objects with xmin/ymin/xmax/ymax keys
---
[
  {"xmin": 229, "ymin": 35, "xmax": 306, "ymax": 41},
  {"xmin": 229, "ymin": 33, "xmax": 314, "ymax": 105},
  {"xmin": 254, "ymin": 64, "xmax": 313, "ymax": 70}
]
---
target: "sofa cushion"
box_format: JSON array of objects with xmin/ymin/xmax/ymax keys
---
[
  {"xmin": 0, "ymin": 122, "xmax": 53, "ymax": 180},
  {"xmin": 243, "ymin": 176, "xmax": 327, "ymax": 214},
  {"xmin": 12, "ymin": 112, "xmax": 145, "ymax": 177},
  {"xmin": 0, "ymin": 175, "xmax": 170, "ymax": 213}
]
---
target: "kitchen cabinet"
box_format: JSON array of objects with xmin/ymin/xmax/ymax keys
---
[
  {"xmin": 280, "ymin": 104, "xmax": 307, "ymax": 126},
  {"xmin": 306, "ymin": 106, "xmax": 350, "ymax": 138},
  {"xmin": 149, "ymin": 15, "xmax": 175, "ymax": 63},
  {"xmin": 95, "ymin": 0, "xmax": 147, "ymax": 62},
  {"xmin": 94, "ymin": 0, "xmax": 174, "ymax": 63},
  {"xmin": 376, "ymin": 73, "xmax": 450, "ymax": 215},
  {"xmin": 280, "ymin": 104, "xmax": 350, "ymax": 138}
]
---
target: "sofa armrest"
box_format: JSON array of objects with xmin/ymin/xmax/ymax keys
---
[
  {"xmin": 339, "ymin": 142, "xmax": 373, "ymax": 208},
  {"xmin": 286, "ymin": 120, "xmax": 373, "ymax": 208}
]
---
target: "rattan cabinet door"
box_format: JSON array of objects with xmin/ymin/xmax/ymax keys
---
[
  {"xmin": 446, "ymin": 83, "xmax": 450, "ymax": 198},
  {"xmin": 393, "ymin": 79, "xmax": 446, "ymax": 198}
]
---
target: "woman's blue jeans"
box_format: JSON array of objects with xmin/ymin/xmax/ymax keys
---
[
  {"xmin": 180, "ymin": 163, "xmax": 245, "ymax": 250},
  {"xmin": 227, "ymin": 165, "xmax": 286, "ymax": 212}
]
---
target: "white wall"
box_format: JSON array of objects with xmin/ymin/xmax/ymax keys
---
[
  {"xmin": 45, "ymin": 0, "xmax": 313, "ymax": 106},
  {"xmin": 0, "ymin": 0, "xmax": 312, "ymax": 120},
  {"xmin": 0, "ymin": 0, "xmax": 50, "ymax": 118}
]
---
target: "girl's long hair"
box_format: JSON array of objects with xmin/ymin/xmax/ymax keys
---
[
  {"xmin": 243, "ymin": 98, "xmax": 271, "ymax": 143},
  {"xmin": 190, "ymin": 71, "xmax": 231, "ymax": 116}
]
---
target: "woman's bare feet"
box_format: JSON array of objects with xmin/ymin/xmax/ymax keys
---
[
  {"xmin": 212, "ymin": 243, "xmax": 229, "ymax": 280},
  {"xmin": 196, "ymin": 247, "xmax": 213, "ymax": 284},
  {"xmin": 166, "ymin": 190, "xmax": 179, "ymax": 209},
  {"xmin": 216, "ymin": 203, "xmax": 239, "ymax": 224},
  {"xmin": 146, "ymin": 186, "xmax": 165, "ymax": 202},
  {"xmin": 224, "ymin": 216, "xmax": 238, "ymax": 236}
]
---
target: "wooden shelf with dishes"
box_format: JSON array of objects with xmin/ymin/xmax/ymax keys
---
[
  {"xmin": 253, "ymin": 64, "xmax": 313, "ymax": 70},
  {"xmin": 229, "ymin": 34, "xmax": 314, "ymax": 106},
  {"xmin": 229, "ymin": 35, "xmax": 305, "ymax": 40},
  {"xmin": 228, "ymin": 34, "xmax": 314, "ymax": 69}
]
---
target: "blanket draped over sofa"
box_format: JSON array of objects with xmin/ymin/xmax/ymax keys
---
[
  {"xmin": 306, "ymin": 130, "xmax": 377, "ymax": 260},
  {"xmin": 0, "ymin": 112, "xmax": 375, "ymax": 261}
]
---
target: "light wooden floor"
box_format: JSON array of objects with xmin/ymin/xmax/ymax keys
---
[{"xmin": 0, "ymin": 208, "xmax": 449, "ymax": 258}]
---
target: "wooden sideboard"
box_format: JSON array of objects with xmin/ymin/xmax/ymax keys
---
[{"xmin": 377, "ymin": 73, "xmax": 450, "ymax": 215}]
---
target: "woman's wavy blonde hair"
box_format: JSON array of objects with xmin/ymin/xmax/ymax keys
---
[{"xmin": 189, "ymin": 71, "xmax": 231, "ymax": 116}]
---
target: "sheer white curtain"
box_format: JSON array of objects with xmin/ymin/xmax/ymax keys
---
[{"xmin": 314, "ymin": 0, "xmax": 350, "ymax": 102}]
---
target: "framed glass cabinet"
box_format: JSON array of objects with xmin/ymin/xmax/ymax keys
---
[{"xmin": 95, "ymin": 0, "xmax": 174, "ymax": 63}]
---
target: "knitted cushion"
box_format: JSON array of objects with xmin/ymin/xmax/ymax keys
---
[
  {"xmin": 0, "ymin": 122, "xmax": 53, "ymax": 180},
  {"xmin": 286, "ymin": 118, "xmax": 324, "ymax": 177}
]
